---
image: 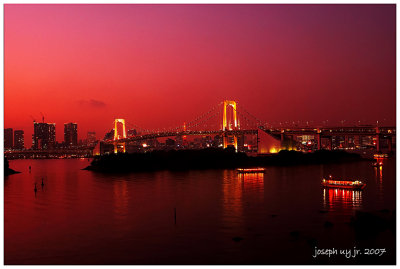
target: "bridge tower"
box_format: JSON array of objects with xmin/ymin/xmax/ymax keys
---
[
  {"xmin": 183, "ymin": 122, "xmax": 187, "ymax": 142},
  {"xmin": 114, "ymin": 118, "xmax": 127, "ymax": 153},
  {"xmin": 222, "ymin": 100, "xmax": 239, "ymax": 150}
]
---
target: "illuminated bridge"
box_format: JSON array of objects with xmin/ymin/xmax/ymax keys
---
[{"xmin": 95, "ymin": 100, "xmax": 395, "ymax": 155}]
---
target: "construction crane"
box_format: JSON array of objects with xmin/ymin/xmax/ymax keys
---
[{"xmin": 30, "ymin": 115, "xmax": 36, "ymax": 123}]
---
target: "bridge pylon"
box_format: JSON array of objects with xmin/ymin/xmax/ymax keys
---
[
  {"xmin": 114, "ymin": 118, "xmax": 127, "ymax": 153},
  {"xmin": 222, "ymin": 100, "xmax": 239, "ymax": 150}
]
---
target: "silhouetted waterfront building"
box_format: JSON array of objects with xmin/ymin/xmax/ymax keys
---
[
  {"xmin": 64, "ymin": 123, "xmax": 78, "ymax": 147},
  {"xmin": 87, "ymin": 131, "xmax": 96, "ymax": 145},
  {"xmin": 213, "ymin": 135, "xmax": 223, "ymax": 147},
  {"xmin": 166, "ymin": 138, "xmax": 175, "ymax": 146},
  {"xmin": 14, "ymin": 130, "xmax": 24, "ymax": 149},
  {"xmin": 32, "ymin": 122, "xmax": 56, "ymax": 150},
  {"xmin": 4, "ymin": 128, "xmax": 13, "ymax": 149},
  {"xmin": 237, "ymin": 134, "xmax": 245, "ymax": 151}
]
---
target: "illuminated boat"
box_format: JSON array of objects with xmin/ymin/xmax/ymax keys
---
[
  {"xmin": 236, "ymin": 168, "xmax": 266, "ymax": 173},
  {"xmin": 374, "ymin": 153, "xmax": 388, "ymax": 158},
  {"xmin": 322, "ymin": 178, "xmax": 366, "ymax": 190},
  {"xmin": 372, "ymin": 161, "xmax": 383, "ymax": 167}
]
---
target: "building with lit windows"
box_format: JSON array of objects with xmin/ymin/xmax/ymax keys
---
[
  {"xmin": 64, "ymin": 123, "xmax": 78, "ymax": 147},
  {"xmin": 14, "ymin": 130, "xmax": 24, "ymax": 149},
  {"xmin": 87, "ymin": 131, "xmax": 96, "ymax": 146},
  {"xmin": 32, "ymin": 122, "xmax": 56, "ymax": 150},
  {"xmin": 4, "ymin": 128, "xmax": 13, "ymax": 149}
]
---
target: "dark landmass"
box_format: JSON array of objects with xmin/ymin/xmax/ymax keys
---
[
  {"xmin": 350, "ymin": 209, "xmax": 396, "ymax": 239},
  {"xmin": 84, "ymin": 148, "xmax": 364, "ymax": 173},
  {"xmin": 4, "ymin": 157, "xmax": 20, "ymax": 176}
]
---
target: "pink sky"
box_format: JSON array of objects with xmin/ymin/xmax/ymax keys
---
[{"xmin": 4, "ymin": 4, "xmax": 396, "ymax": 147}]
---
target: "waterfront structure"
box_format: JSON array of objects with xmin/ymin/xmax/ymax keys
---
[
  {"xmin": 14, "ymin": 130, "xmax": 24, "ymax": 149},
  {"xmin": 64, "ymin": 123, "xmax": 78, "ymax": 147},
  {"xmin": 32, "ymin": 122, "xmax": 56, "ymax": 150},
  {"xmin": 4, "ymin": 128, "xmax": 13, "ymax": 149},
  {"xmin": 94, "ymin": 100, "xmax": 395, "ymax": 155},
  {"xmin": 87, "ymin": 131, "xmax": 96, "ymax": 146}
]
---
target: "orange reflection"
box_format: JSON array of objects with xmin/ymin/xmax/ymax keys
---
[
  {"xmin": 323, "ymin": 188, "xmax": 362, "ymax": 210},
  {"xmin": 238, "ymin": 172, "xmax": 264, "ymax": 180},
  {"xmin": 222, "ymin": 170, "xmax": 244, "ymax": 228},
  {"xmin": 113, "ymin": 180, "xmax": 129, "ymax": 220},
  {"xmin": 374, "ymin": 165, "xmax": 383, "ymax": 184},
  {"xmin": 238, "ymin": 172, "xmax": 264, "ymax": 192}
]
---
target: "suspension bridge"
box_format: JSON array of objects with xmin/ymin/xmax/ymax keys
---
[
  {"xmin": 95, "ymin": 100, "xmax": 283, "ymax": 155},
  {"xmin": 94, "ymin": 100, "xmax": 395, "ymax": 155}
]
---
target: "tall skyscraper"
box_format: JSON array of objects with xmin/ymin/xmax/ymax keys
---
[
  {"xmin": 14, "ymin": 130, "xmax": 24, "ymax": 149},
  {"xmin": 87, "ymin": 131, "xmax": 96, "ymax": 145},
  {"xmin": 32, "ymin": 122, "xmax": 56, "ymax": 150},
  {"xmin": 64, "ymin": 123, "xmax": 78, "ymax": 147},
  {"xmin": 4, "ymin": 128, "xmax": 13, "ymax": 149}
]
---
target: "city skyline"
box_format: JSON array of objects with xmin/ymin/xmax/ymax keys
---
[
  {"xmin": 4, "ymin": 4, "xmax": 396, "ymax": 148},
  {"xmin": 4, "ymin": 4, "xmax": 397, "ymax": 265}
]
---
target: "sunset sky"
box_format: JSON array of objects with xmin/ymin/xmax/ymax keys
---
[{"xmin": 4, "ymin": 4, "xmax": 396, "ymax": 146}]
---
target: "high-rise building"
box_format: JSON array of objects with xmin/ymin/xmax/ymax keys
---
[
  {"xmin": 87, "ymin": 131, "xmax": 96, "ymax": 145},
  {"xmin": 4, "ymin": 128, "xmax": 13, "ymax": 149},
  {"xmin": 64, "ymin": 123, "xmax": 78, "ymax": 147},
  {"xmin": 32, "ymin": 122, "xmax": 56, "ymax": 150},
  {"xmin": 14, "ymin": 130, "xmax": 24, "ymax": 149}
]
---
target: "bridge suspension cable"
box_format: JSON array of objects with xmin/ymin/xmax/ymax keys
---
[
  {"xmin": 158, "ymin": 102, "xmax": 223, "ymax": 133},
  {"xmin": 236, "ymin": 103, "xmax": 265, "ymax": 127},
  {"xmin": 108, "ymin": 100, "xmax": 269, "ymax": 142},
  {"xmin": 123, "ymin": 120, "xmax": 154, "ymax": 136},
  {"xmin": 186, "ymin": 108, "xmax": 222, "ymax": 130}
]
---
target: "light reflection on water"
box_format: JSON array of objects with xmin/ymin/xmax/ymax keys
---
[
  {"xmin": 222, "ymin": 170, "xmax": 244, "ymax": 230},
  {"xmin": 4, "ymin": 158, "xmax": 396, "ymax": 264},
  {"xmin": 323, "ymin": 188, "xmax": 363, "ymax": 211},
  {"xmin": 113, "ymin": 180, "xmax": 129, "ymax": 221}
]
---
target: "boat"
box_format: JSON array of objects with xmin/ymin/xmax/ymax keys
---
[
  {"xmin": 374, "ymin": 153, "xmax": 388, "ymax": 158},
  {"xmin": 372, "ymin": 161, "xmax": 383, "ymax": 167},
  {"xmin": 236, "ymin": 168, "xmax": 266, "ymax": 173},
  {"xmin": 322, "ymin": 177, "xmax": 366, "ymax": 190}
]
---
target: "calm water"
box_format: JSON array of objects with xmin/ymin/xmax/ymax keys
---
[{"xmin": 4, "ymin": 158, "xmax": 396, "ymax": 264}]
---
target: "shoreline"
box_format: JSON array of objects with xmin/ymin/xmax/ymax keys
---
[
  {"xmin": 4, "ymin": 158, "xmax": 21, "ymax": 176},
  {"xmin": 5, "ymin": 169, "xmax": 21, "ymax": 176},
  {"xmin": 84, "ymin": 148, "xmax": 367, "ymax": 173}
]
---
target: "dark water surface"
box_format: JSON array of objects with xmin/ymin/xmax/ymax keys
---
[{"xmin": 4, "ymin": 158, "xmax": 396, "ymax": 264}]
